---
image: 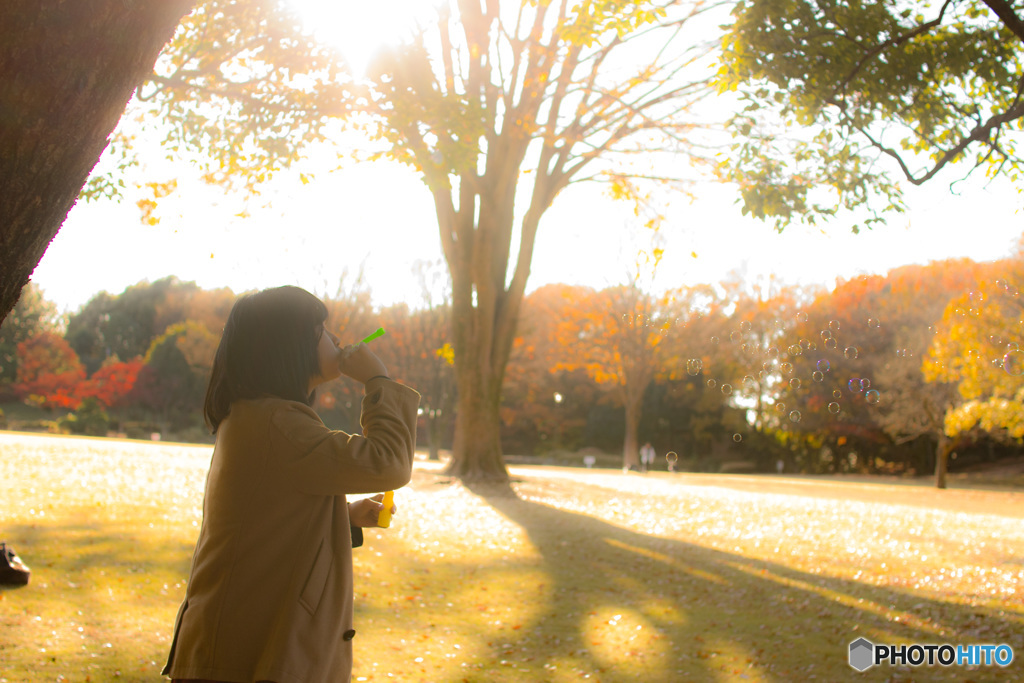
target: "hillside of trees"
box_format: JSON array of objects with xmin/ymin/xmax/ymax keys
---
[{"xmin": 3, "ymin": 253, "xmax": 1023, "ymax": 480}]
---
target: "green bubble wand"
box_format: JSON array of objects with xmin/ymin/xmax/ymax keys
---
[{"xmin": 361, "ymin": 327, "xmax": 386, "ymax": 344}]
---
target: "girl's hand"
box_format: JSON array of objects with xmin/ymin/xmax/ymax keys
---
[
  {"xmin": 337, "ymin": 343, "xmax": 389, "ymax": 384},
  {"xmin": 349, "ymin": 493, "xmax": 397, "ymax": 528}
]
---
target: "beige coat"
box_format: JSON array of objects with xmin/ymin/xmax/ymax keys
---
[{"xmin": 163, "ymin": 377, "xmax": 420, "ymax": 683}]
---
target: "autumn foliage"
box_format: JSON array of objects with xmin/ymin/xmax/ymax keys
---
[
  {"xmin": 78, "ymin": 357, "xmax": 145, "ymax": 409},
  {"xmin": 13, "ymin": 331, "xmax": 86, "ymax": 409},
  {"xmin": 3, "ymin": 256, "xmax": 1023, "ymax": 481}
]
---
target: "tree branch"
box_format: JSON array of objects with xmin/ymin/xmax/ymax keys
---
[
  {"xmin": 854, "ymin": 94, "xmax": 1024, "ymax": 186},
  {"xmin": 830, "ymin": 0, "xmax": 955, "ymax": 103},
  {"xmin": 981, "ymin": 0, "xmax": 1024, "ymax": 43}
]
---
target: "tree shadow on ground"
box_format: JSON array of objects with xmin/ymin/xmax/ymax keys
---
[{"xmin": 464, "ymin": 482, "xmax": 1023, "ymax": 683}]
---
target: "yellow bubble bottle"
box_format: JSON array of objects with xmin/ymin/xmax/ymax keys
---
[{"xmin": 378, "ymin": 490, "xmax": 394, "ymax": 528}]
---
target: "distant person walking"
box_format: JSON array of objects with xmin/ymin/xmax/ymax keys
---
[
  {"xmin": 640, "ymin": 442, "xmax": 656, "ymax": 473},
  {"xmin": 163, "ymin": 286, "xmax": 420, "ymax": 683}
]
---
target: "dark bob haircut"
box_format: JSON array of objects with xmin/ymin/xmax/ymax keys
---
[{"xmin": 204, "ymin": 285, "xmax": 328, "ymax": 433}]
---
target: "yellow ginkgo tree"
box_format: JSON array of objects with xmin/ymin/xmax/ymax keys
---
[{"xmin": 923, "ymin": 265, "xmax": 1024, "ymax": 483}]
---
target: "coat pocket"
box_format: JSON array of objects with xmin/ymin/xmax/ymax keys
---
[{"xmin": 299, "ymin": 537, "xmax": 333, "ymax": 615}]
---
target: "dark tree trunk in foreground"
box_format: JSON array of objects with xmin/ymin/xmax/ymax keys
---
[{"xmin": 0, "ymin": 1, "xmax": 193, "ymax": 323}]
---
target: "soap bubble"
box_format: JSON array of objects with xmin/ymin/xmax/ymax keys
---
[
  {"xmin": 789, "ymin": 410, "xmax": 802, "ymax": 423},
  {"xmin": 867, "ymin": 318, "xmax": 880, "ymax": 328},
  {"xmin": 780, "ymin": 362, "xmax": 794, "ymax": 375},
  {"xmin": 796, "ymin": 311, "xmax": 808, "ymax": 323},
  {"xmin": 710, "ymin": 336, "xmax": 720, "ymax": 345},
  {"xmin": 833, "ymin": 389, "xmax": 842, "ymax": 399},
  {"xmin": 706, "ymin": 378, "xmax": 717, "ymax": 389},
  {"xmin": 666, "ymin": 451, "xmax": 679, "ymax": 463},
  {"xmin": 743, "ymin": 375, "xmax": 757, "ymax": 389},
  {"xmin": 829, "ymin": 320, "xmax": 841, "ymax": 331},
  {"xmin": 844, "ymin": 346, "xmax": 859, "ymax": 359},
  {"xmin": 865, "ymin": 390, "xmax": 881, "ymax": 405},
  {"xmin": 740, "ymin": 320, "xmax": 752, "ymax": 332},
  {"xmin": 812, "ymin": 371, "xmax": 824, "ymax": 382},
  {"xmin": 848, "ymin": 378, "xmax": 863, "ymax": 393},
  {"xmin": 816, "ymin": 359, "xmax": 831, "ymax": 372},
  {"xmin": 733, "ymin": 433, "xmax": 743, "ymax": 442},
  {"xmin": 775, "ymin": 402, "xmax": 786, "ymax": 414},
  {"xmin": 721, "ymin": 383, "xmax": 733, "ymax": 395},
  {"xmin": 824, "ymin": 338, "xmax": 837, "ymax": 350},
  {"xmin": 860, "ymin": 378, "xmax": 871, "ymax": 390},
  {"xmin": 686, "ymin": 359, "xmax": 703, "ymax": 376},
  {"xmin": 1004, "ymin": 350, "xmax": 1024, "ymax": 376},
  {"xmin": 828, "ymin": 402, "xmax": 841, "ymax": 414},
  {"xmin": 767, "ymin": 346, "xmax": 780, "ymax": 359},
  {"xmin": 821, "ymin": 329, "xmax": 833, "ymax": 341},
  {"xmin": 789, "ymin": 378, "xmax": 801, "ymax": 390},
  {"xmin": 789, "ymin": 344, "xmax": 803, "ymax": 356}
]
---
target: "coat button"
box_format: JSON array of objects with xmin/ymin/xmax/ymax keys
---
[{"xmin": 343, "ymin": 629, "xmax": 356, "ymax": 641}]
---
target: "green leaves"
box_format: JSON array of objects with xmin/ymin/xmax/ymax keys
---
[{"xmin": 718, "ymin": 0, "xmax": 1024, "ymax": 228}]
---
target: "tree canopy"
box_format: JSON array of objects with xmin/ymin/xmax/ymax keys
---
[
  {"xmin": 717, "ymin": 0, "xmax": 1024, "ymax": 230},
  {"xmin": 117, "ymin": 0, "xmax": 724, "ymax": 482}
]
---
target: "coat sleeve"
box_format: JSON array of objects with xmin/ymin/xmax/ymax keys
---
[{"xmin": 273, "ymin": 378, "xmax": 421, "ymax": 496}]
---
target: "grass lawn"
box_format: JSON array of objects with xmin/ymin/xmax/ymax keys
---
[{"xmin": 1, "ymin": 432, "xmax": 1022, "ymax": 682}]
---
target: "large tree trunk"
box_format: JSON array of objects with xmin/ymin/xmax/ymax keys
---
[
  {"xmin": 446, "ymin": 365, "xmax": 508, "ymax": 483},
  {"xmin": 0, "ymin": 1, "xmax": 194, "ymax": 323},
  {"xmin": 436, "ymin": 199, "xmax": 540, "ymax": 484}
]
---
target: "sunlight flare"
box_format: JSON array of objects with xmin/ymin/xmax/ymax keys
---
[{"xmin": 288, "ymin": 0, "xmax": 436, "ymax": 75}]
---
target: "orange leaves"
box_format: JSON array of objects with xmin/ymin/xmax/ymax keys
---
[
  {"xmin": 543, "ymin": 281, "xmax": 683, "ymax": 403},
  {"xmin": 78, "ymin": 358, "xmax": 145, "ymax": 409},
  {"xmin": 12, "ymin": 331, "xmax": 86, "ymax": 410}
]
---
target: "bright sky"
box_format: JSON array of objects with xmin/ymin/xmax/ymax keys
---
[
  {"xmin": 27, "ymin": 0, "xmax": 1024, "ymax": 315},
  {"xmin": 32, "ymin": 158, "xmax": 1022, "ymax": 315}
]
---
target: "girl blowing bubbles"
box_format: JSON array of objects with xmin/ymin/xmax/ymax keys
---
[{"xmin": 163, "ymin": 286, "xmax": 420, "ymax": 683}]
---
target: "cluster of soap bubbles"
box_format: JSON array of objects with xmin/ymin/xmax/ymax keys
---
[
  {"xmin": 674, "ymin": 296, "xmax": 1024, "ymax": 463},
  {"xmin": 680, "ymin": 314, "xmax": 892, "ymax": 443},
  {"xmin": 679, "ymin": 283, "xmax": 1024, "ymax": 460}
]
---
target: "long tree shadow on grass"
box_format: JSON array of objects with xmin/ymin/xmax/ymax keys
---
[{"xmin": 465, "ymin": 482, "xmax": 1024, "ymax": 683}]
